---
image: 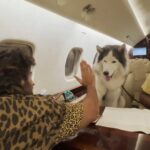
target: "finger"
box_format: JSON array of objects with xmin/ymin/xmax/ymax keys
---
[
  {"xmin": 87, "ymin": 63, "xmax": 93, "ymax": 74},
  {"xmin": 80, "ymin": 60, "xmax": 91, "ymax": 77},
  {"xmin": 82, "ymin": 62, "xmax": 90, "ymax": 73},
  {"xmin": 81, "ymin": 60, "xmax": 88, "ymax": 69},
  {"xmin": 80, "ymin": 60, "xmax": 86, "ymax": 69},
  {"xmin": 80, "ymin": 61, "xmax": 87, "ymax": 76},
  {"xmin": 81, "ymin": 60, "xmax": 87, "ymax": 64}
]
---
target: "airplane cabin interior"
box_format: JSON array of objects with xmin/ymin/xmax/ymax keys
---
[{"xmin": 0, "ymin": 0, "xmax": 150, "ymax": 150}]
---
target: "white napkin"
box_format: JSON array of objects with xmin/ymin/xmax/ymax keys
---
[{"xmin": 96, "ymin": 107, "xmax": 150, "ymax": 134}]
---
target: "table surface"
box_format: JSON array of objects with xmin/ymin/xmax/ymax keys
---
[
  {"xmin": 53, "ymin": 106, "xmax": 150, "ymax": 150},
  {"xmin": 53, "ymin": 124, "xmax": 150, "ymax": 150}
]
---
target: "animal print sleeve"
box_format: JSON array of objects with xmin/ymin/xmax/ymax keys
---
[
  {"xmin": 0, "ymin": 95, "xmax": 66, "ymax": 150},
  {"xmin": 0, "ymin": 95, "xmax": 83, "ymax": 150},
  {"xmin": 55, "ymin": 102, "xmax": 83, "ymax": 144}
]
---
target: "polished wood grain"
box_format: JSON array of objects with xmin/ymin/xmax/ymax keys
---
[
  {"xmin": 53, "ymin": 106, "xmax": 150, "ymax": 150},
  {"xmin": 53, "ymin": 124, "xmax": 150, "ymax": 150}
]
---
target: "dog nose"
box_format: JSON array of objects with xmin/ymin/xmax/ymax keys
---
[{"xmin": 103, "ymin": 71, "xmax": 109, "ymax": 76}]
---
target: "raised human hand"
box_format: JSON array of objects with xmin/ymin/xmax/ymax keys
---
[{"xmin": 74, "ymin": 60, "xmax": 95, "ymax": 88}]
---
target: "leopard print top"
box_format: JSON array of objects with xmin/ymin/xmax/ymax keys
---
[{"xmin": 0, "ymin": 94, "xmax": 83, "ymax": 150}]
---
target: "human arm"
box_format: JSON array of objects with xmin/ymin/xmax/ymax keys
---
[
  {"xmin": 55, "ymin": 60, "xmax": 100, "ymax": 143},
  {"xmin": 74, "ymin": 60, "xmax": 100, "ymax": 128},
  {"xmin": 0, "ymin": 95, "xmax": 67, "ymax": 150}
]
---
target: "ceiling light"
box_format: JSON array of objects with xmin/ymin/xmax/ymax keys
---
[
  {"xmin": 83, "ymin": 4, "xmax": 95, "ymax": 13},
  {"xmin": 81, "ymin": 4, "xmax": 95, "ymax": 22},
  {"xmin": 81, "ymin": 11, "xmax": 92, "ymax": 22},
  {"xmin": 128, "ymin": 0, "xmax": 146, "ymax": 35}
]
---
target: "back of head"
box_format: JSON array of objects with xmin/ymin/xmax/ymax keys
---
[{"xmin": 0, "ymin": 44, "xmax": 35, "ymax": 95}]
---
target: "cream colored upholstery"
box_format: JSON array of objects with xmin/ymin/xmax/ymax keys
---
[{"xmin": 123, "ymin": 58, "xmax": 150, "ymax": 107}]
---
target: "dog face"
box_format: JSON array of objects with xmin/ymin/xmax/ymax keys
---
[
  {"xmin": 101, "ymin": 51, "xmax": 120, "ymax": 81},
  {"xmin": 93, "ymin": 44, "xmax": 127, "ymax": 81}
]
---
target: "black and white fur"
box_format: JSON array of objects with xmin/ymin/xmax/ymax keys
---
[{"xmin": 93, "ymin": 44, "xmax": 129, "ymax": 107}]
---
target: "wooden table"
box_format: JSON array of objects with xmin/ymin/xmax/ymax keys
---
[
  {"xmin": 53, "ymin": 105, "xmax": 150, "ymax": 150},
  {"xmin": 53, "ymin": 124, "xmax": 150, "ymax": 150}
]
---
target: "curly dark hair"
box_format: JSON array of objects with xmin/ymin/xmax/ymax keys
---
[{"xmin": 0, "ymin": 47, "xmax": 35, "ymax": 95}]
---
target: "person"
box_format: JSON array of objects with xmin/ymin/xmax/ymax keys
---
[
  {"xmin": 0, "ymin": 47, "xmax": 100, "ymax": 150},
  {"xmin": 140, "ymin": 74, "xmax": 150, "ymax": 109}
]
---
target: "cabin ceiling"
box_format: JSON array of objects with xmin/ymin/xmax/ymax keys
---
[{"xmin": 27, "ymin": 0, "xmax": 150, "ymax": 46}]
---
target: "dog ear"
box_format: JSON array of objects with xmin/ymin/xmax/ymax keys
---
[
  {"xmin": 119, "ymin": 44, "xmax": 126, "ymax": 53},
  {"xmin": 96, "ymin": 45, "xmax": 102, "ymax": 52}
]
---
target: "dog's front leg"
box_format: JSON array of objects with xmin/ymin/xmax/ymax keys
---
[
  {"xmin": 95, "ymin": 78, "xmax": 107, "ymax": 106},
  {"xmin": 105, "ymin": 88, "xmax": 122, "ymax": 107}
]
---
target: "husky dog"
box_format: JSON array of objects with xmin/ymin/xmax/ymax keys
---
[{"xmin": 93, "ymin": 44, "xmax": 129, "ymax": 107}]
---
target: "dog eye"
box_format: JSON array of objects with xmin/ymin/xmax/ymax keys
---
[{"xmin": 112, "ymin": 61, "xmax": 116, "ymax": 63}]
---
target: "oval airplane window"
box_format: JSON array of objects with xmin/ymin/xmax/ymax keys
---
[{"xmin": 65, "ymin": 47, "xmax": 83, "ymax": 79}]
